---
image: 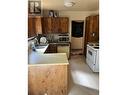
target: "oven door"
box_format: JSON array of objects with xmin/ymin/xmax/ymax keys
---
[
  {"xmin": 86, "ymin": 45, "xmax": 99, "ymax": 72},
  {"xmin": 86, "ymin": 46, "xmax": 96, "ymax": 65}
]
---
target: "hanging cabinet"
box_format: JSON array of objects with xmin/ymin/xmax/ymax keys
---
[
  {"xmin": 42, "ymin": 17, "xmax": 69, "ymax": 34},
  {"xmin": 84, "ymin": 15, "xmax": 99, "ymax": 56}
]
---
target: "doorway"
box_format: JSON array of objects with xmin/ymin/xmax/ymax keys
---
[{"xmin": 71, "ymin": 20, "xmax": 84, "ymax": 55}]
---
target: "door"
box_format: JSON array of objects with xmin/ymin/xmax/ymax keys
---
[{"xmin": 87, "ymin": 46, "xmax": 96, "ymax": 63}]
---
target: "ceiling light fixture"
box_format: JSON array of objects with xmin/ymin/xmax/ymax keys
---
[{"xmin": 64, "ymin": 0, "xmax": 75, "ymax": 7}]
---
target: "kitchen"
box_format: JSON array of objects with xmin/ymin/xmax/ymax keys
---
[{"xmin": 28, "ymin": 0, "xmax": 99, "ymax": 95}]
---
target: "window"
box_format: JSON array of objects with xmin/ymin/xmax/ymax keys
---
[{"xmin": 71, "ymin": 21, "xmax": 84, "ymax": 37}]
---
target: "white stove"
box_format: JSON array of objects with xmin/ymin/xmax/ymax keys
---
[{"xmin": 86, "ymin": 43, "xmax": 99, "ymax": 72}]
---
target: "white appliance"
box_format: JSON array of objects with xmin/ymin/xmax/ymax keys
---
[
  {"xmin": 57, "ymin": 43, "xmax": 70, "ymax": 59},
  {"xmin": 86, "ymin": 43, "xmax": 99, "ymax": 72}
]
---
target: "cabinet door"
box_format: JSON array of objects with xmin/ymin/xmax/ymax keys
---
[
  {"xmin": 52, "ymin": 17, "xmax": 69, "ymax": 33},
  {"xmin": 50, "ymin": 44, "xmax": 57, "ymax": 53},
  {"xmin": 42, "ymin": 17, "xmax": 52, "ymax": 34},
  {"xmin": 34, "ymin": 16, "xmax": 42, "ymax": 34},
  {"xmin": 88, "ymin": 16, "xmax": 99, "ymax": 42},
  {"xmin": 42, "ymin": 18, "xmax": 45, "ymax": 34},
  {"xmin": 59, "ymin": 17, "xmax": 69, "ymax": 33},
  {"xmin": 52, "ymin": 18, "xmax": 59, "ymax": 33},
  {"xmin": 42, "ymin": 17, "xmax": 69, "ymax": 34},
  {"xmin": 28, "ymin": 65, "xmax": 68, "ymax": 95},
  {"xmin": 45, "ymin": 44, "xmax": 57, "ymax": 53},
  {"xmin": 84, "ymin": 17, "xmax": 90, "ymax": 55},
  {"xmin": 96, "ymin": 15, "xmax": 99, "ymax": 41},
  {"xmin": 28, "ymin": 17, "xmax": 36, "ymax": 37},
  {"xmin": 46, "ymin": 18, "xmax": 51, "ymax": 33},
  {"xmin": 57, "ymin": 45, "xmax": 70, "ymax": 59}
]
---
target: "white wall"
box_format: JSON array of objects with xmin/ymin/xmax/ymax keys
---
[{"xmin": 59, "ymin": 11, "xmax": 99, "ymax": 50}]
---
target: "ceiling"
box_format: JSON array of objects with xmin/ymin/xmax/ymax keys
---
[{"xmin": 42, "ymin": 0, "xmax": 99, "ymax": 11}]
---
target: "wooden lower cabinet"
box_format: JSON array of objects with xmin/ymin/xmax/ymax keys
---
[
  {"xmin": 28, "ymin": 65, "xmax": 68, "ymax": 95},
  {"xmin": 45, "ymin": 44, "xmax": 57, "ymax": 53}
]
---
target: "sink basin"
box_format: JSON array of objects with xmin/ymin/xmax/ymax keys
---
[
  {"xmin": 36, "ymin": 45, "xmax": 46, "ymax": 49},
  {"xmin": 35, "ymin": 44, "xmax": 48, "ymax": 49},
  {"xmin": 93, "ymin": 46, "xmax": 99, "ymax": 49},
  {"xmin": 34, "ymin": 44, "xmax": 48, "ymax": 53}
]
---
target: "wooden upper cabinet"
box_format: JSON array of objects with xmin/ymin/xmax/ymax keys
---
[
  {"xmin": 52, "ymin": 18, "xmax": 60, "ymax": 33},
  {"xmin": 34, "ymin": 16, "xmax": 42, "ymax": 34},
  {"xmin": 59, "ymin": 17, "xmax": 69, "ymax": 33},
  {"xmin": 84, "ymin": 15, "xmax": 99, "ymax": 56},
  {"xmin": 42, "ymin": 17, "xmax": 52, "ymax": 34},
  {"xmin": 42, "ymin": 17, "xmax": 69, "ymax": 34},
  {"xmin": 28, "ymin": 16, "xmax": 42, "ymax": 38},
  {"xmin": 28, "ymin": 17, "xmax": 36, "ymax": 38},
  {"xmin": 86, "ymin": 15, "xmax": 99, "ymax": 42}
]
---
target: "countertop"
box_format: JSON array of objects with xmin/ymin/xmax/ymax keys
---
[
  {"xmin": 29, "ymin": 53, "xmax": 69, "ymax": 65},
  {"xmin": 28, "ymin": 43, "xmax": 69, "ymax": 65}
]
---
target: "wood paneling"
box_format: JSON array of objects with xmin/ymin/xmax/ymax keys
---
[{"xmin": 28, "ymin": 65, "xmax": 68, "ymax": 95}]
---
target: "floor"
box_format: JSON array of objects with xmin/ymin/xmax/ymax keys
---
[
  {"xmin": 68, "ymin": 54, "xmax": 99, "ymax": 95},
  {"xmin": 71, "ymin": 49, "xmax": 83, "ymax": 55}
]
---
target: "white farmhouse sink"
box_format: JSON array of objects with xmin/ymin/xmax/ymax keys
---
[{"xmin": 35, "ymin": 44, "xmax": 48, "ymax": 53}]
